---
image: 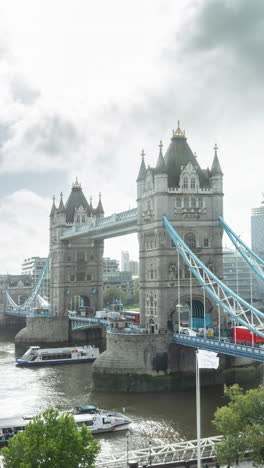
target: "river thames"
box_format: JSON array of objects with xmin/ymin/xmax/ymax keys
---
[{"xmin": 1, "ymin": 335, "xmax": 263, "ymax": 457}]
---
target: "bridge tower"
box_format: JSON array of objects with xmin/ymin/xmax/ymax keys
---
[
  {"xmin": 137, "ymin": 124, "xmax": 224, "ymax": 332},
  {"xmin": 49, "ymin": 179, "xmax": 104, "ymax": 316}
]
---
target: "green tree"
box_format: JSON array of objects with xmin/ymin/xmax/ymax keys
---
[
  {"xmin": 213, "ymin": 384, "xmax": 264, "ymax": 466},
  {"xmin": 1, "ymin": 408, "xmax": 100, "ymax": 468},
  {"xmin": 103, "ymin": 286, "xmax": 126, "ymax": 306}
]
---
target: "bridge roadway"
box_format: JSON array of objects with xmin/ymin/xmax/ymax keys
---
[
  {"xmin": 173, "ymin": 333, "xmax": 264, "ymax": 362},
  {"xmin": 69, "ymin": 316, "xmax": 264, "ymax": 362},
  {"xmin": 96, "ymin": 435, "xmax": 222, "ymax": 468}
]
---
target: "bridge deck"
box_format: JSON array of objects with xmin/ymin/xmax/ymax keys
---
[{"xmin": 173, "ymin": 333, "xmax": 264, "ymax": 362}]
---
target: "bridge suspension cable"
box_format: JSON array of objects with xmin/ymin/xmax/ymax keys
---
[
  {"xmin": 219, "ymin": 216, "xmax": 264, "ymax": 282},
  {"xmin": 163, "ymin": 216, "xmax": 264, "ymax": 339}
]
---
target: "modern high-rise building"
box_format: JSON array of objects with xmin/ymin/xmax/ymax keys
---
[
  {"xmin": 128, "ymin": 260, "xmax": 139, "ymax": 276},
  {"xmin": 21, "ymin": 257, "xmax": 47, "ymax": 284},
  {"xmin": 251, "ymin": 199, "xmax": 264, "ymax": 301},
  {"xmin": 251, "ymin": 200, "xmax": 264, "ymax": 258},
  {"xmin": 103, "ymin": 257, "xmax": 119, "ymax": 274},
  {"xmin": 223, "ymin": 248, "xmax": 257, "ymax": 303},
  {"xmin": 121, "ymin": 251, "xmax": 130, "ymax": 272}
]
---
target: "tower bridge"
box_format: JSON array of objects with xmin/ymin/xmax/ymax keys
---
[{"xmin": 12, "ymin": 122, "xmax": 264, "ymax": 390}]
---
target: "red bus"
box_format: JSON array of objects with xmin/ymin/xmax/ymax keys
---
[
  {"xmin": 121, "ymin": 310, "xmax": 140, "ymax": 324},
  {"xmin": 232, "ymin": 326, "xmax": 264, "ymax": 345}
]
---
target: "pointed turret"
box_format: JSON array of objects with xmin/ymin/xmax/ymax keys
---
[
  {"xmin": 65, "ymin": 178, "xmax": 90, "ymax": 223},
  {"xmin": 137, "ymin": 150, "xmax": 146, "ymax": 181},
  {"xmin": 164, "ymin": 121, "xmax": 210, "ymax": 188},
  {"xmin": 211, "ymin": 144, "xmax": 223, "ymax": 176},
  {"xmin": 57, "ymin": 192, "xmax": 66, "ymax": 213},
  {"xmin": 49, "ymin": 195, "xmax": 56, "ymax": 217},
  {"xmin": 155, "ymin": 141, "xmax": 167, "ymax": 173},
  {"xmin": 95, "ymin": 192, "xmax": 104, "ymax": 217}
]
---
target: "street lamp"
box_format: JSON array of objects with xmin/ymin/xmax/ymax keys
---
[
  {"xmin": 126, "ymin": 431, "xmax": 129, "ymax": 467},
  {"xmin": 176, "ymin": 304, "xmax": 182, "ymax": 333},
  {"xmin": 149, "ymin": 440, "xmax": 152, "ymax": 466}
]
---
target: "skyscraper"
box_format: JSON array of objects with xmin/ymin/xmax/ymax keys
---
[{"xmin": 121, "ymin": 251, "xmax": 130, "ymax": 272}]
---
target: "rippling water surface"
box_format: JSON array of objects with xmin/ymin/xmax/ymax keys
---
[{"xmin": 0, "ymin": 334, "xmax": 256, "ymax": 456}]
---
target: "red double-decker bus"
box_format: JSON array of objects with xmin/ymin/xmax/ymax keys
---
[{"xmin": 121, "ymin": 310, "xmax": 140, "ymax": 324}]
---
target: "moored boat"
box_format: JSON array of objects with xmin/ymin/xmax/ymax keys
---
[{"xmin": 16, "ymin": 345, "xmax": 99, "ymax": 367}]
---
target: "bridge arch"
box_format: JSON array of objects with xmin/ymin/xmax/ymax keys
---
[{"xmin": 170, "ymin": 294, "xmax": 214, "ymax": 331}]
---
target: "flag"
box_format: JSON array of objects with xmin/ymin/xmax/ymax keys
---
[{"xmin": 197, "ymin": 349, "xmax": 219, "ymax": 369}]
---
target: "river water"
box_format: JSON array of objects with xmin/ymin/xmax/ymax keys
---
[{"xmin": 0, "ymin": 335, "xmax": 262, "ymax": 457}]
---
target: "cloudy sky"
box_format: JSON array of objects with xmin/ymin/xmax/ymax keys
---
[{"xmin": 0, "ymin": 0, "xmax": 263, "ymax": 273}]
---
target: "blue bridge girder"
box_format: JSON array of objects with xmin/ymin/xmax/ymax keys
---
[
  {"xmin": 60, "ymin": 208, "xmax": 137, "ymax": 241},
  {"xmin": 173, "ymin": 333, "xmax": 264, "ymax": 362},
  {"xmin": 69, "ymin": 316, "xmax": 108, "ymax": 331},
  {"xmin": 5, "ymin": 309, "xmax": 56, "ymax": 318}
]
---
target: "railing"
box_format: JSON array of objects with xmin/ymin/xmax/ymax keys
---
[
  {"xmin": 96, "ymin": 435, "xmax": 223, "ymax": 468},
  {"xmin": 173, "ymin": 333, "xmax": 264, "ymax": 362},
  {"xmin": 5, "ymin": 309, "xmax": 56, "ymax": 318},
  {"xmin": 69, "ymin": 316, "xmax": 108, "ymax": 331}
]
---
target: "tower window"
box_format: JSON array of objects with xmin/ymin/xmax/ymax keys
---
[
  {"xmin": 81, "ymin": 215, "xmax": 86, "ymax": 223},
  {"xmin": 184, "ymin": 232, "xmax": 196, "ymax": 249},
  {"xmin": 191, "ymin": 198, "xmax": 196, "ymax": 208},
  {"xmin": 183, "ymin": 178, "xmax": 188, "ymax": 189},
  {"xmin": 184, "ymin": 197, "xmax": 189, "ymax": 208},
  {"xmin": 204, "ymin": 238, "xmax": 209, "ymax": 247},
  {"xmin": 176, "ymin": 198, "xmax": 181, "ymax": 207},
  {"xmin": 198, "ymin": 198, "xmax": 203, "ymax": 208},
  {"xmin": 191, "ymin": 178, "xmax": 195, "ymax": 189}
]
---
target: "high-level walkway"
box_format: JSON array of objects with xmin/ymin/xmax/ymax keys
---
[{"xmin": 61, "ymin": 208, "xmax": 137, "ymax": 240}]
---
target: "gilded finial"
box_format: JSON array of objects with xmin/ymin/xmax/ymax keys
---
[
  {"xmin": 90, "ymin": 196, "xmax": 93, "ymax": 205},
  {"xmin": 141, "ymin": 149, "xmax": 145, "ymax": 158},
  {"xmin": 52, "ymin": 195, "xmax": 55, "ymax": 203},
  {"xmin": 159, "ymin": 140, "xmax": 163, "ymax": 153},
  {"xmin": 72, "ymin": 177, "xmax": 81, "ymax": 188},
  {"xmin": 60, "ymin": 192, "xmax": 63, "ymax": 199},
  {"xmin": 172, "ymin": 121, "xmax": 186, "ymax": 138},
  {"xmin": 214, "ymin": 144, "xmax": 218, "ymax": 155},
  {"xmin": 99, "ymin": 192, "xmax": 101, "ymax": 200}
]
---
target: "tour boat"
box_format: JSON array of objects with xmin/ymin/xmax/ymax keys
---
[
  {"xmin": 16, "ymin": 345, "xmax": 99, "ymax": 367},
  {"xmin": 0, "ymin": 411, "xmax": 132, "ymax": 444}
]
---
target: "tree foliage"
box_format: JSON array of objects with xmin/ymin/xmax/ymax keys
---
[
  {"xmin": 213, "ymin": 384, "xmax": 264, "ymax": 466},
  {"xmin": 103, "ymin": 286, "xmax": 126, "ymax": 306},
  {"xmin": 1, "ymin": 408, "xmax": 100, "ymax": 468}
]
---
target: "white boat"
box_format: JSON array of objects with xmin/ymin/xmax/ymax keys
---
[
  {"xmin": 0, "ymin": 411, "xmax": 132, "ymax": 444},
  {"xmin": 16, "ymin": 345, "xmax": 99, "ymax": 367}
]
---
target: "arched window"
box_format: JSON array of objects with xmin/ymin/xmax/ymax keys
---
[
  {"xmin": 76, "ymin": 215, "xmax": 80, "ymax": 224},
  {"xmin": 81, "ymin": 215, "xmax": 86, "ymax": 223},
  {"xmin": 184, "ymin": 232, "xmax": 196, "ymax": 250}
]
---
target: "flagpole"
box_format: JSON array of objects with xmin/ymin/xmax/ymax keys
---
[{"xmin": 196, "ymin": 349, "xmax": 201, "ymax": 468}]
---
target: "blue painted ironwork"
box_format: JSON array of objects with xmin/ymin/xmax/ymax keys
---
[
  {"xmin": 163, "ymin": 216, "xmax": 264, "ymax": 339},
  {"xmin": 61, "ymin": 208, "xmax": 137, "ymax": 241},
  {"xmin": 5, "ymin": 257, "xmax": 53, "ymax": 317},
  {"xmin": 173, "ymin": 333, "xmax": 264, "ymax": 362},
  {"xmin": 69, "ymin": 316, "xmax": 108, "ymax": 331},
  {"xmin": 219, "ymin": 216, "xmax": 264, "ymax": 281}
]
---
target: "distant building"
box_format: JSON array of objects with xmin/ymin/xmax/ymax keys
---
[
  {"xmin": 121, "ymin": 251, "xmax": 129, "ymax": 272},
  {"xmin": 21, "ymin": 257, "xmax": 47, "ymax": 283},
  {"xmin": 128, "ymin": 260, "xmax": 139, "ymax": 276},
  {"xmin": 251, "ymin": 199, "xmax": 264, "ymax": 301},
  {"xmin": 223, "ymin": 248, "xmax": 257, "ymax": 303},
  {"xmin": 103, "ymin": 257, "xmax": 119, "ymax": 274},
  {"xmin": 0, "ymin": 274, "xmax": 33, "ymax": 310},
  {"xmin": 21, "ymin": 256, "xmax": 49, "ymax": 299}
]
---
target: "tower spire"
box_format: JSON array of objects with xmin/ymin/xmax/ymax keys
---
[{"xmin": 137, "ymin": 149, "xmax": 147, "ymax": 181}]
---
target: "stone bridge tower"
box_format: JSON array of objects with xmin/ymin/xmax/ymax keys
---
[
  {"xmin": 137, "ymin": 123, "xmax": 224, "ymax": 332},
  {"xmin": 49, "ymin": 179, "xmax": 104, "ymax": 316}
]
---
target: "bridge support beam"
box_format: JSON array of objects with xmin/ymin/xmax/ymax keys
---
[{"xmin": 15, "ymin": 316, "xmax": 69, "ymax": 345}]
